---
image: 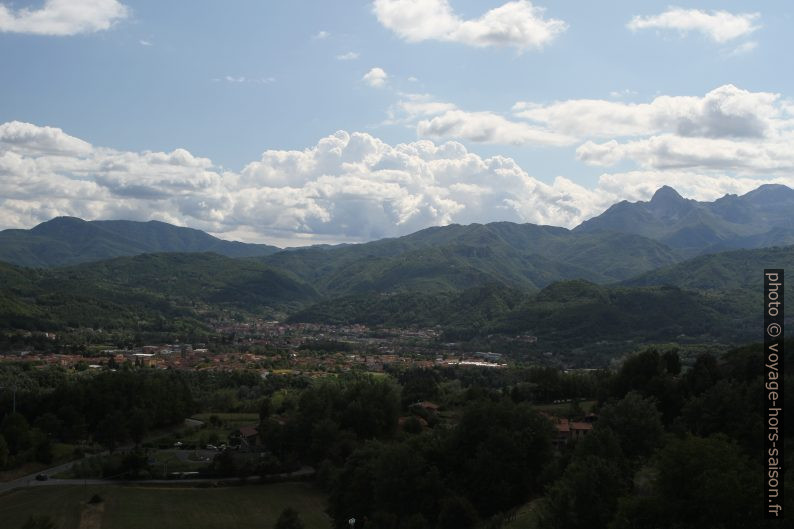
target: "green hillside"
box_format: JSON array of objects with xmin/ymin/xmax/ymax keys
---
[
  {"xmin": 0, "ymin": 253, "xmax": 317, "ymax": 333},
  {"xmin": 624, "ymin": 245, "xmax": 794, "ymax": 292},
  {"xmin": 262, "ymin": 221, "xmax": 681, "ymax": 295}
]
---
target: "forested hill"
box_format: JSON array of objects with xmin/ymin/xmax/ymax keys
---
[
  {"xmin": 0, "ymin": 217, "xmax": 280, "ymax": 267},
  {"xmin": 259, "ymin": 221, "xmax": 681, "ymax": 294},
  {"xmin": 623, "ymin": 245, "xmax": 794, "ymax": 292},
  {"xmin": 0, "ymin": 253, "xmax": 317, "ymax": 333}
]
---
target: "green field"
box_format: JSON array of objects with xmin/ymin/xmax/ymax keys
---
[{"xmin": 0, "ymin": 482, "xmax": 331, "ymax": 529}]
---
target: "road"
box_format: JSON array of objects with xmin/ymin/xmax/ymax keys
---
[
  {"xmin": 0, "ymin": 458, "xmax": 87, "ymax": 495},
  {"xmin": 0, "ymin": 465, "xmax": 315, "ymax": 495},
  {"xmin": 0, "ymin": 417, "xmax": 208, "ymax": 495}
]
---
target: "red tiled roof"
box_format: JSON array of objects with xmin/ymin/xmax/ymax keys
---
[{"xmin": 238, "ymin": 426, "xmax": 259, "ymax": 437}]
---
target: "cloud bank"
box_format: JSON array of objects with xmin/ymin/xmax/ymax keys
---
[{"xmin": 2, "ymin": 118, "xmax": 792, "ymax": 246}]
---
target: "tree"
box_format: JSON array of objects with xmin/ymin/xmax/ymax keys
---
[
  {"xmin": 449, "ymin": 399, "xmax": 554, "ymax": 516},
  {"xmin": 258, "ymin": 396, "xmax": 273, "ymax": 422},
  {"xmin": 540, "ymin": 456, "xmax": 628, "ymax": 529},
  {"xmin": 127, "ymin": 408, "xmax": 150, "ymax": 446},
  {"xmin": 598, "ymin": 392, "xmax": 663, "ymax": 460},
  {"xmin": 94, "ymin": 411, "xmax": 128, "ymax": 452},
  {"xmin": 684, "ymin": 353, "xmax": 720, "ymax": 396},
  {"xmin": 0, "ymin": 413, "xmax": 31, "ymax": 455},
  {"xmin": 274, "ymin": 507, "xmax": 304, "ymax": 529},
  {"xmin": 610, "ymin": 435, "xmax": 758, "ymax": 529},
  {"xmin": 661, "ymin": 350, "xmax": 681, "ymax": 375}
]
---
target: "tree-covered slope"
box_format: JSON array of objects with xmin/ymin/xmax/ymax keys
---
[
  {"xmin": 261, "ymin": 221, "xmax": 682, "ymax": 295},
  {"xmin": 0, "ymin": 253, "xmax": 317, "ymax": 332},
  {"xmin": 623, "ymin": 245, "xmax": 794, "ymax": 292}
]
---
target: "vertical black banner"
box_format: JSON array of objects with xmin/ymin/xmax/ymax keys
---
[{"xmin": 765, "ymin": 269, "xmax": 784, "ymax": 519}]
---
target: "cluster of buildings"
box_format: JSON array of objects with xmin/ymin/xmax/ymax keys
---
[{"xmin": 1, "ymin": 321, "xmax": 534, "ymax": 374}]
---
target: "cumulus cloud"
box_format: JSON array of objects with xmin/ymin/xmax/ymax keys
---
[
  {"xmin": 0, "ymin": 121, "xmax": 92, "ymax": 155},
  {"xmin": 373, "ymin": 0, "xmax": 566, "ymax": 51},
  {"xmin": 0, "ymin": 0, "xmax": 128, "ymax": 36},
  {"xmin": 533, "ymin": 85, "xmax": 794, "ymax": 176},
  {"xmin": 312, "ymin": 30, "xmax": 329, "ymax": 39},
  {"xmin": 627, "ymin": 7, "xmax": 760, "ymax": 43},
  {"xmin": 363, "ymin": 67, "xmax": 388, "ymax": 87},
  {"xmin": 336, "ymin": 51, "xmax": 360, "ymax": 60}
]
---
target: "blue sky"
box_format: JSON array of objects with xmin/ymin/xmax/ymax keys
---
[{"xmin": 1, "ymin": 1, "xmax": 792, "ymax": 246}]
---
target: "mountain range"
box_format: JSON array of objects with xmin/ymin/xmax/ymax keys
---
[
  {"xmin": 2, "ymin": 183, "xmax": 792, "ymax": 272},
  {"xmin": 576, "ymin": 184, "xmax": 794, "ymax": 256},
  {"xmin": 1, "ymin": 183, "xmax": 792, "ymax": 359}
]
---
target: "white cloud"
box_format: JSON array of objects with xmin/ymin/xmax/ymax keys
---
[
  {"xmin": 363, "ymin": 67, "xmax": 388, "ymax": 87},
  {"xmin": 372, "ymin": 0, "xmax": 566, "ymax": 51},
  {"xmin": 139, "ymin": 39, "xmax": 152, "ymax": 46},
  {"xmin": 336, "ymin": 51, "xmax": 360, "ymax": 61},
  {"xmin": 385, "ymin": 93, "xmax": 458, "ymax": 124},
  {"xmin": 386, "ymin": 93, "xmax": 574, "ymax": 146},
  {"xmin": 0, "ymin": 121, "xmax": 92, "ymax": 155},
  {"xmin": 627, "ymin": 7, "xmax": 760, "ymax": 43},
  {"xmin": 0, "ymin": 0, "xmax": 128, "ymax": 36},
  {"xmin": 513, "ymin": 85, "xmax": 783, "ymax": 140},
  {"xmin": 417, "ymin": 109, "xmax": 575, "ymax": 146},
  {"xmin": 312, "ymin": 30, "xmax": 330, "ymax": 39},
  {"xmin": 576, "ymin": 134, "xmax": 794, "ymax": 175}
]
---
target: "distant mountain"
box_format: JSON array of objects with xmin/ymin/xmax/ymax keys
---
[
  {"xmin": 260, "ymin": 221, "xmax": 681, "ymax": 295},
  {"xmin": 574, "ymin": 184, "xmax": 794, "ymax": 256},
  {"xmin": 0, "ymin": 217, "xmax": 280, "ymax": 267}
]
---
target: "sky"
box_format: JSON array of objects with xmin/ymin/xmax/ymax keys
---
[{"xmin": 1, "ymin": 0, "xmax": 793, "ymax": 246}]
